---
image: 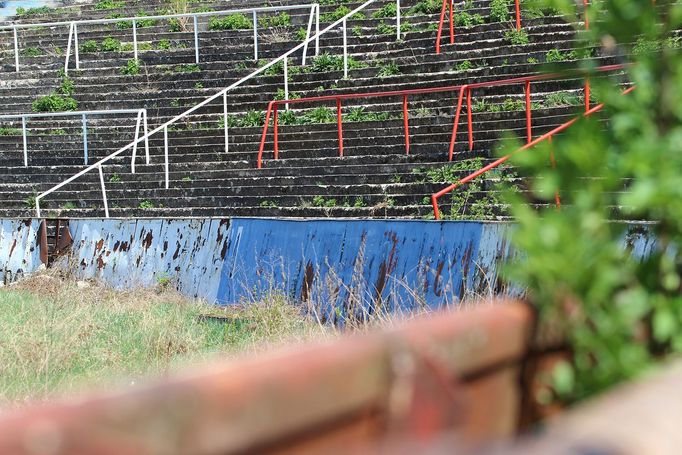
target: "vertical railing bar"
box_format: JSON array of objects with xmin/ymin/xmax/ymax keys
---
[
  {"xmin": 194, "ymin": 15, "xmax": 200, "ymax": 64},
  {"xmin": 273, "ymin": 105, "xmax": 279, "ymax": 160},
  {"xmin": 164, "ymin": 126, "xmax": 169, "ymax": 189},
  {"xmin": 142, "ymin": 109, "xmax": 149, "ymax": 164},
  {"xmin": 301, "ymin": 5, "xmax": 314, "ymax": 65},
  {"xmin": 315, "ymin": 5, "xmax": 320, "ymax": 56},
  {"xmin": 283, "ymin": 58, "xmax": 289, "ymax": 110},
  {"xmin": 467, "ymin": 88, "xmax": 473, "ymax": 151},
  {"xmin": 223, "ymin": 90, "xmax": 229, "ymax": 153},
  {"xmin": 336, "ymin": 98, "xmax": 344, "ymax": 156},
  {"xmin": 515, "ymin": 0, "xmax": 521, "ymax": 30},
  {"xmin": 403, "ymin": 95, "xmax": 410, "ymax": 154},
  {"xmin": 396, "ymin": 0, "xmax": 401, "ymax": 41},
  {"xmin": 342, "ymin": 18, "xmax": 348, "ymax": 79},
  {"xmin": 74, "ymin": 23, "xmax": 80, "ymax": 69},
  {"xmin": 64, "ymin": 22, "xmax": 74, "ymax": 74},
  {"xmin": 21, "ymin": 116, "xmax": 28, "ymax": 167},
  {"xmin": 449, "ymin": 0, "xmax": 454, "ymax": 44},
  {"xmin": 82, "ymin": 114, "xmax": 88, "ymax": 165},
  {"xmin": 525, "ymin": 80, "xmax": 532, "ymax": 143},
  {"xmin": 98, "ymin": 164, "xmax": 109, "ymax": 218},
  {"xmin": 132, "ymin": 19, "xmax": 138, "ymax": 61},
  {"xmin": 253, "ymin": 10, "xmax": 258, "ymax": 60},
  {"xmin": 131, "ymin": 111, "xmax": 142, "ymax": 173},
  {"xmin": 13, "ymin": 27, "xmax": 19, "ymax": 72},
  {"xmin": 448, "ymin": 87, "xmax": 465, "ymax": 161}
]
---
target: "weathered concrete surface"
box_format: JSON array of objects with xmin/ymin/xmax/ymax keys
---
[{"xmin": 0, "ymin": 219, "xmax": 42, "ymax": 285}]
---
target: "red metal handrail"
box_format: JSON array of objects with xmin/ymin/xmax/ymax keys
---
[
  {"xmin": 431, "ymin": 85, "xmax": 636, "ymax": 220},
  {"xmin": 435, "ymin": 0, "xmax": 522, "ymax": 54},
  {"xmin": 257, "ymin": 84, "xmax": 467, "ymax": 169}
]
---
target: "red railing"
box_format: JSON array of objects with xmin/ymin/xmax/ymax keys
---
[
  {"xmin": 435, "ymin": 0, "xmax": 522, "ymax": 54},
  {"xmin": 257, "ymin": 85, "xmax": 466, "ymax": 169},
  {"xmin": 431, "ymin": 85, "xmax": 636, "ymax": 220}
]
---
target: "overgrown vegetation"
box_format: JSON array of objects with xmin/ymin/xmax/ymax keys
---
[
  {"xmin": 504, "ymin": 28, "xmax": 530, "ymax": 45},
  {"xmin": 32, "ymin": 72, "xmax": 78, "ymax": 113},
  {"xmin": 209, "ymin": 14, "xmax": 252, "ymax": 31},
  {"xmin": 500, "ymin": 0, "xmax": 682, "ymax": 405}
]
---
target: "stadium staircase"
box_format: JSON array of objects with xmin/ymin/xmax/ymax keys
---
[{"xmin": 0, "ymin": 0, "xmax": 610, "ymax": 219}]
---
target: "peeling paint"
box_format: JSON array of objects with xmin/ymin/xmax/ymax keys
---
[{"xmin": 0, "ymin": 220, "xmax": 42, "ymax": 285}]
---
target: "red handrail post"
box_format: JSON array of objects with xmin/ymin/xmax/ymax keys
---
[
  {"xmin": 273, "ymin": 105, "xmax": 279, "ymax": 160},
  {"xmin": 584, "ymin": 77, "xmax": 590, "ymax": 113},
  {"xmin": 432, "ymin": 194, "xmax": 441, "ymax": 220},
  {"xmin": 548, "ymin": 136, "xmax": 561, "ymax": 209},
  {"xmin": 336, "ymin": 98, "xmax": 344, "ymax": 157},
  {"xmin": 449, "ymin": 0, "xmax": 454, "ymax": 44},
  {"xmin": 402, "ymin": 95, "xmax": 410, "ymax": 154},
  {"xmin": 525, "ymin": 79, "xmax": 532, "ymax": 143},
  {"xmin": 515, "ymin": 0, "xmax": 521, "ymax": 31},
  {"xmin": 467, "ymin": 88, "xmax": 473, "ymax": 151},
  {"xmin": 448, "ymin": 86, "xmax": 466, "ymax": 161},
  {"xmin": 435, "ymin": 0, "xmax": 448, "ymax": 54},
  {"xmin": 583, "ymin": 0, "xmax": 589, "ymax": 30},
  {"xmin": 257, "ymin": 102, "xmax": 275, "ymax": 169}
]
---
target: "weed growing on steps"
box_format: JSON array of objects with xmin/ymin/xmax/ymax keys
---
[
  {"xmin": 209, "ymin": 14, "xmax": 252, "ymax": 30},
  {"xmin": 109, "ymin": 174, "xmax": 121, "ymax": 183},
  {"xmin": 527, "ymin": 57, "xmax": 539, "ymax": 64},
  {"xmin": 80, "ymin": 40, "xmax": 99, "ymax": 53},
  {"xmin": 175, "ymin": 64, "xmax": 201, "ymax": 73},
  {"xmin": 321, "ymin": 6, "xmax": 365, "ymax": 22},
  {"xmin": 156, "ymin": 39, "xmax": 172, "ymax": 50},
  {"xmin": 61, "ymin": 202, "xmax": 76, "ymax": 210},
  {"xmin": 258, "ymin": 12, "xmax": 291, "ymax": 28},
  {"xmin": 312, "ymin": 195, "xmax": 338, "ymax": 207},
  {"xmin": 260, "ymin": 200, "xmax": 277, "ymax": 208},
  {"xmin": 138, "ymin": 200, "xmax": 154, "ymax": 209},
  {"xmin": 504, "ymin": 28, "xmax": 530, "ymax": 45},
  {"xmin": 15, "ymin": 6, "xmax": 53, "ymax": 16},
  {"xmin": 94, "ymin": 0, "xmax": 124, "ymax": 10},
  {"xmin": 32, "ymin": 71, "xmax": 78, "ymax": 113},
  {"xmin": 372, "ymin": 2, "xmax": 397, "ymax": 19},
  {"xmin": 101, "ymin": 37, "xmax": 122, "ymax": 52},
  {"xmin": 407, "ymin": 0, "xmax": 441, "ymax": 15},
  {"xmin": 120, "ymin": 59, "xmax": 141, "ymax": 75},
  {"xmin": 352, "ymin": 25, "xmax": 363, "ymax": 37},
  {"xmin": 0, "ymin": 128, "xmax": 21, "ymax": 136},
  {"xmin": 377, "ymin": 61, "xmax": 400, "ymax": 77},
  {"xmin": 21, "ymin": 47, "xmax": 43, "ymax": 57},
  {"xmin": 194, "ymin": 82, "xmax": 204, "ymax": 89},
  {"xmin": 489, "ymin": 0, "xmax": 512, "ymax": 22},
  {"xmin": 544, "ymin": 91, "xmax": 580, "ymax": 107},
  {"xmin": 455, "ymin": 12, "xmax": 484, "ymax": 27},
  {"xmin": 25, "ymin": 195, "xmax": 37, "ymax": 209}
]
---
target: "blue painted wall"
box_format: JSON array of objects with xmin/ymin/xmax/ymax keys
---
[{"xmin": 0, "ymin": 219, "xmax": 42, "ymax": 285}]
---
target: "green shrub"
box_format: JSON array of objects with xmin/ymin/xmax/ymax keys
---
[
  {"xmin": 156, "ymin": 39, "xmax": 172, "ymax": 50},
  {"xmin": 377, "ymin": 61, "xmax": 400, "ymax": 77},
  {"xmin": 21, "ymin": 47, "xmax": 43, "ymax": 57},
  {"xmin": 407, "ymin": 0, "xmax": 441, "ymax": 15},
  {"xmin": 489, "ymin": 0, "xmax": 511, "ymax": 22},
  {"xmin": 302, "ymin": 107, "xmax": 335, "ymax": 123},
  {"xmin": 101, "ymin": 37, "xmax": 122, "ymax": 52},
  {"xmin": 455, "ymin": 12, "xmax": 484, "ymax": 27},
  {"xmin": 32, "ymin": 94, "xmax": 78, "ymax": 113},
  {"xmin": 209, "ymin": 14, "xmax": 252, "ymax": 31},
  {"xmin": 136, "ymin": 11, "xmax": 158, "ymax": 27},
  {"xmin": 544, "ymin": 91, "xmax": 580, "ymax": 107},
  {"xmin": 138, "ymin": 200, "xmax": 154, "ymax": 209},
  {"xmin": 16, "ymin": 6, "xmax": 52, "ymax": 16},
  {"xmin": 175, "ymin": 64, "xmax": 201, "ymax": 73},
  {"xmin": 80, "ymin": 40, "xmax": 99, "ymax": 53},
  {"xmin": 320, "ymin": 6, "xmax": 365, "ymax": 22},
  {"xmin": 546, "ymin": 48, "xmax": 575, "ymax": 62},
  {"xmin": 0, "ymin": 127, "xmax": 21, "ymax": 136},
  {"xmin": 258, "ymin": 12, "xmax": 290, "ymax": 28},
  {"xmin": 372, "ymin": 3, "xmax": 397, "ymax": 19},
  {"xmin": 504, "ymin": 28, "xmax": 529, "ymax": 45},
  {"xmin": 94, "ymin": 0, "xmax": 124, "ymax": 10},
  {"xmin": 120, "ymin": 59, "xmax": 141, "ymax": 75}
]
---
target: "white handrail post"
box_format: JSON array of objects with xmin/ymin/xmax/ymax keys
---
[
  {"xmin": 342, "ymin": 18, "xmax": 348, "ymax": 79},
  {"xmin": 64, "ymin": 22, "xmax": 74, "ymax": 74},
  {"xmin": 142, "ymin": 109, "xmax": 149, "ymax": 164},
  {"xmin": 98, "ymin": 164, "xmax": 109, "ymax": 218},
  {"xmin": 253, "ymin": 10, "xmax": 258, "ymax": 60},
  {"xmin": 74, "ymin": 23, "xmax": 80, "ymax": 70},
  {"xmin": 223, "ymin": 90, "xmax": 229, "ymax": 153},
  {"xmin": 396, "ymin": 0, "xmax": 401, "ymax": 41},
  {"xmin": 21, "ymin": 116, "xmax": 28, "ymax": 167},
  {"xmin": 163, "ymin": 126, "xmax": 169, "ymax": 189},
  {"xmin": 315, "ymin": 5, "xmax": 320, "ymax": 56},
  {"xmin": 283, "ymin": 58, "xmax": 289, "ymax": 110},
  {"xmin": 193, "ymin": 15, "xmax": 200, "ymax": 64},
  {"xmin": 132, "ymin": 19, "xmax": 138, "ymax": 61},
  {"xmin": 131, "ymin": 111, "xmax": 142, "ymax": 173},
  {"xmin": 82, "ymin": 113, "xmax": 88, "ymax": 165},
  {"xmin": 35, "ymin": 197, "xmax": 41, "ymax": 218},
  {"xmin": 302, "ymin": 5, "xmax": 315, "ymax": 65},
  {"xmin": 13, "ymin": 27, "xmax": 19, "ymax": 72}
]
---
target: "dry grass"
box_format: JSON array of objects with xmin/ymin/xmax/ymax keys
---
[{"xmin": 0, "ymin": 271, "xmax": 333, "ymax": 407}]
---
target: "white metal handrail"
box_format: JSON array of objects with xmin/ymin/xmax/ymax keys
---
[
  {"xmin": 0, "ymin": 109, "xmax": 148, "ymax": 168},
  {"xmin": 1, "ymin": 4, "xmax": 320, "ymax": 73},
  {"xmin": 35, "ymin": 0, "xmax": 399, "ymax": 218}
]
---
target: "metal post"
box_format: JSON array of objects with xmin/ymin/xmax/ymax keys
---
[
  {"xmin": 82, "ymin": 114, "xmax": 88, "ymax": 164},
  {"xmin": 74, "ymin": 23, "xmax": 80, "ymax": 70},
  {"xmin": 336, "ymin": 98, "xmax": 343, "ymax": 156},
  {"xmin": 132, "ymin": 19, "xmax": 138, "ymax": 61},
  {"xmin": 525, "ymin": 80, "xmax": 532, "ymax": 143},
  {"xmin": 131, "ymin": 111, "xmax": 142, "ymax": 173},
  {"xmin": 98, "ymin": 164, "xmax": 109, "ymax": 218},
  {"xmin": 163, "ymin": 126, "xmax": 169, "ymax": 189},
  {"xmin": 253, "ymin": 10, "xmax": 258, "ymax": 60},
  {"xmin": 402, "ymin": 95, "xmax": 409, "ymax": 154},
  {"xmin": 515, "ymin": 0, "xmax": 521, "ymax": 30},
  {"xmin": 342, "ymin": 19, "xmax": 348, "ymax": 79},
  {"xmin": 273, "ymin": 107, "xmax": 279, "ymax": 159},
  {"xmin": 315, "ymin": 5, "xmax": 320, "ymax": 56},
  {"xmin": 585, "ymin": 78, "xmax": 591, "ymax": 113},
  {"xmin": 302, "ymin": 5, "xmax": 315, "ymax": 65},
  {"xmin": 21, "ymin": 116, "xmax": 28, "ymax": 167},
  {"xmin": 223, "ymin": 91, "xmax": 229, "ymax": 153},
  {"xmin": 13, "ymin": 27, "xmax": 19, "ymax": 72},
  {"xmin": 193, "ymin": 15, "xmax": 200, "ymax": 64},
  {"xmin": 449, "ymin": 0, "xmax": 454, "ymax": 44},
  {"xmin": 448, "ymin": 87, "xmax": 465, "ymax": 161},
  {"xmin": 396, "ymin": 0, "xmax": 401, "ymax": 41},
  {"xmin": 64, "ymin": 22, "xmax": 74, "ymax": 74},
  {"xmin": 467, "ymin": 88, "xmax": 473, "ymax": 151},
  {"xmin": 283, "ymin": 58, "xmax": 289, "ymax": 110},
  {"xmin": 142, "ymin": 110, "xmax": 149, "ymax": 164},
  {"xmin": 36, "ymin": 198, "xmax": 41, "ymax": 217}
]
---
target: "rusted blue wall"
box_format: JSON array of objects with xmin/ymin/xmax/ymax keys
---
[
  {"xmin": 1, "ymin": 218, "xmax": 657, "ymax": 316},
  {"xmin": 0, "ymin": 219, "xmax": 42, "ymax": 285}
]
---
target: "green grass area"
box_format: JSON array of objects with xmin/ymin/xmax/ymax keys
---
[{"xmin": 0, "ymin": 275, "xmax": 328, "ymax": 406}]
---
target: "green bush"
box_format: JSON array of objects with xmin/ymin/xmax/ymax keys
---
[
  {"xmin": 120, "ymin": 59, "xmax": 141, "ymax": 75},
  {"xmin": 545, "ymin": 48, "xmax": 575, "ymax": 62},
  {"xmin": 209, "ymin": 14, "xmax": 252, "ymax": 31},
  {"xmin": 407, "ymin": 0, "xmax": 441, "ymax": 15},
  {"xmin": 489, "ymin": 0, "xmax": 511, "ymax": 22},
  {"xmin": 94, "ymin": 0, "xmax": 124, "ymax": 10},
  {"xmin": 372, "ymin": 3, "xmax": 397, "ymax": 19},
  {"xmin": 377, "ymin": 61, "xmax": 400, "ymax": 77},
  {"xmin": 544, "ymin": 91, "xmax": 580, "ymax": 107},
  {"xmin": 175, "ymin": 64, "xmax": 201, "ymax": 73},
  {"xmin": 504, "ymin": 28, "xmax": 529, "ymax": 45},
  {"xmin": 16, "ymin": 6, "xmax": 52, "ymax": 16},
  {"xmin": 455, "ymin": 12, "xmax": 484, "ymax": 27},
  {"xmin": 21, "ymin": 47, "xmax": 43, "ymax": 57},
  {"xmin": 100, "ymin": 37, "xmax": 122, "ymax": 52},
  {"xmin": 80, "ymin": 40, "xmax": 99, "ymax": 53},
  {"xmin": 320, "ymin": 6, "xmax": 365, "ymax": 22},
  {"xmin": 32, "ymin": 94, "xmax": 78, "ymax": 113},
  {"xmin": 258, "ymin": 12, "xmax": 291, "ymax": 28}
]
